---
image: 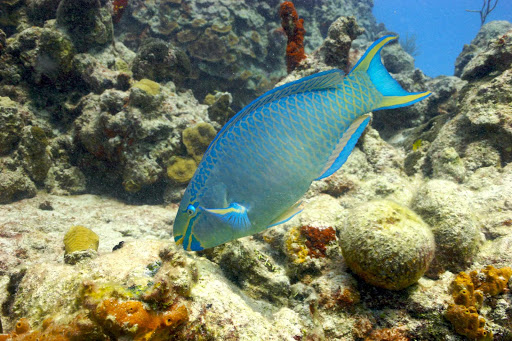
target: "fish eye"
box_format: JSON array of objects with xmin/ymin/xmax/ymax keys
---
[{"xmin": 186, "ymin": 204, "xmax": 196, "ymax": 216}]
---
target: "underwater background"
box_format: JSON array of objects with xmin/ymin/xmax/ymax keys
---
[
  {"xmin": 0, "ymin": 0, "xmax": 511, "ymax": 340},
  {"xmin": 374, "ymin": 0, "xmax": 512, "ymax": 77}
]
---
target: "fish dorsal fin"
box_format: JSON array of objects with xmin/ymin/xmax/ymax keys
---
[
  {"xmin": 202, "ymin": 203, "xmax": 251, "ymax": 230},
  {"xmin": 206, "ymin": 69, "xmax": 345, "ymax": 153},
  {"xmin": 267, "ymin": 201, "xmax": 303, "ymax": 228},
  {"xmin": 315, "ymin": 114, "xmax": 371, "ymax": 180}
]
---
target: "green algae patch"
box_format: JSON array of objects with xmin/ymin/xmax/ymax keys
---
[
  {"xmin": 30, "ymin": 126, "xmax": 48, "ymax": 146},
  {"xmin": 115, "ymin": 58, "xmax": 130, "ymax": 73},
  {"xmin": 132, "ymin": 79, "xmax": 161, "ymax": 96},
  {"xmin": 339, "ymin": 200, "xmax": 435, "ymax": 290},
  {"xmin": 182, "ymin": 122, "xmax": 216, "ymax": 162},
  {"xmin": 0, "ymin": 96, "xmax": 16, "ymax": 107},
  {"xmin": 167, "ymin": 157, "xmax": 196, "ymax": 183}
]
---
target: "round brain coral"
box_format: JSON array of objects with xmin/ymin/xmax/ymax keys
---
[
  {"xmin": 339, "ymin": 200, "xmax": 435, "ymax": 290},
  {"xmin": 63, "ymin": 225, "xmax": 99, "ymax": 255}
]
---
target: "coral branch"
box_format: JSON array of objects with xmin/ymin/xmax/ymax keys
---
[
  {"xmin": 279, "ymin": 1, "xmax": 306, "ymax": 73},
  {"xmin": 465, "ymin": 0, "xmax": 499, "ymax": 26}
]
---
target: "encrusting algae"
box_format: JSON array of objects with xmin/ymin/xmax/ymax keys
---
[{"xmin": 445, "ymin": 265, "xmax": 512, "ymax": 341}]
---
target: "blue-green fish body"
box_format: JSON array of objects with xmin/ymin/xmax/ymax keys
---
[{"xmin": 174, "ymin": 36, "xmax": 431, "ymax": 251}]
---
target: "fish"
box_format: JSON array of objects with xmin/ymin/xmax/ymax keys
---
[{"xmin": 173, "ymin": 35, "xmax": 431, "ymax": 251}]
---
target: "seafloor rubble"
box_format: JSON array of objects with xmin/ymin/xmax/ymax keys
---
[{"xmin": 0, "ymin": 0, "xmax": 512, "ymax": 340}]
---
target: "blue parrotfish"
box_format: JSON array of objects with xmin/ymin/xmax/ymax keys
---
[{"xmin": 173, "ymin": 35, "xmax": 431, "ymax": 251}]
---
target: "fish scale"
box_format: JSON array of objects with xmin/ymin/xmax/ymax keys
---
[{"xmin": 173, "ymin": 36, "xmax": 431, "ymax": 251}]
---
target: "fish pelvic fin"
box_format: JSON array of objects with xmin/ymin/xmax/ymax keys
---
[
  {"xmin": 267, "ymin": 201, "xmax": 303, "ymax": 228},
  {"xmin": 351, "ymin": 35, "xmax": 431, "ymax": 110},
  {"xmin": 203, "ymin": 203, "xmax": 251, "ymax": 231}
]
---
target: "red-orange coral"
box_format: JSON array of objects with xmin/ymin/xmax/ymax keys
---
[
  {"xmin": 300, "ymin": 225, "xmax": 336, "ymax": 258},
  {"xmin": 113, "ymin": 0, "xmax": 128, "ymax": 24},
  {"xmin": 0, "ymin": 315, "xmax": 103, "ymax": 341},
  {"xmin": 92, "ymin": 298, "xmax": 188, "ymax": 340},
  {"xmin": 279, "ymin": 1, "xmax": 306, "ymax": 72},
  {"xmin": 333, "ymin": 287, "xmax": 360, "ymax": 308},
  {"xmin": 364, "ymin": 327, "xmax": 409, "ymax": 341}
]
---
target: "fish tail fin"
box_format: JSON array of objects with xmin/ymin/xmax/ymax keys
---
[{"xmin": 350, "ymin": 35, "xmax": 431, "ymax": 110}]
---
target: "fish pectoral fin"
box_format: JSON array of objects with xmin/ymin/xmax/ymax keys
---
[
  {"xmin": 315, "ymin": 114, "xmax": 371, "ymax": 180},
  {"xmin": 203, "ymin": 203, "xmax": 251, "ymax": 230},
  {"xmin": 267, "ymin": 201, "xmax": 303, "ymax": 228}
]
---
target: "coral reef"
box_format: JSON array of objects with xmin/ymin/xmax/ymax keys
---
[
  {"xmin": 42, "ymin": 135, "xmax": 86, "ymax": 196},
  {"xmin": 280, "ymin": 1, "xmax": 306, "ymax": 72},
  {"xmin": 455, "ymin": 21, "xmax": 512, "ymax": 77},
  {"xmin": 364, "ymin": 327, "xmax": 409, "ymax": 341},
  {"xmin": 0, "ymin": 160, "xmax": 37, "ymax": 204},
  {"xmin": 1, "ymin": 0, "xmax": 512, "ymax": 339},
  {"xmin": 339, "ymin": 200, "xmax": 435, "ymax": 290},
  {"xmin": 411, "ymin": 180, "xmax": 482, "ymax": 274},
  {"xmin": 0, "ymin": 315, "xmax": 104, "ymax": 340},
  {"xmin": 0, "ymin": 286, "xmax": 188, "ymax": 341},
  {"xmin": 317, "ymin": 16, "xmax": 364, "ymax": 72},
  {"xmin": 63, "ymin": 225, "xmax": 99, "ymax": 265},
  {"xmin": 131, "ymin": 38, "xmax": 190, "ymax": 84},
  {"xmin": 204, "ymin": 91, "xmax": 235, "ymax": 126},
  {"xmin": 17, "ymin": 126, "xmax": 51, "ymax": 183},
  {"xmin": 132, "ymin": 78, "xmax": 160, "ymax": 96},
  {"xmin": 123, "ymin": 0, "xmax": 378, "ymax": 107},
  {"xmin": 0, "ymin": 96, "xmax": 23, "ymax": 155},
  {"xmin": 55, "ymin": 0, "xmax": 112, "ymax": 52},
  {"xmin": 73, "ymin": 83, "xmax": 213, "ymax": 195},
  {"xmin": 26, "ymin": 0, "xmax": 61, "ymax": 25}
]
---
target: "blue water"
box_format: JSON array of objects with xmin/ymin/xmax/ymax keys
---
[{"xmin": 374, "ymin": 0, "xmax": 512, "ymax": 77}]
